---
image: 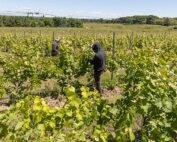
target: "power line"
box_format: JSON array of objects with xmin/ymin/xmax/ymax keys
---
[{"xmin": 0, "ymin": 11, "xmax": 57, "ymax": 17}]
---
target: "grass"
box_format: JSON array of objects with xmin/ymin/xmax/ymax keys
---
[
  {"xmin": 0, "ymin": 23, "xmax": 176, "ymax": 36},
  {"xmin": 84, "ymin": 23, "xmax": 173, "ymax": 32}
]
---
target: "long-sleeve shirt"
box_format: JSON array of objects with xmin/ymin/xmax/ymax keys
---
[
  {"xmin": 51, "ymin": 41, "xmax": 60, "ymax": 56},
  {"xmin": 90, "ymin": 43, "xmax": 106, "ymax": 72}
]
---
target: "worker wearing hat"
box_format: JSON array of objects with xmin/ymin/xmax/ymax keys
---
[{"xmin": 51, "ymin": 37, "xmax": 61, "ymax": 56}]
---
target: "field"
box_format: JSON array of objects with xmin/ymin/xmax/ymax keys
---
[
  {"xmin": 0, "ymin": 23, "xmax": 176, "ymax": 35},
  {"xmin": 0, "ymin": 23, "xmax": 177, "ymax": 142}
]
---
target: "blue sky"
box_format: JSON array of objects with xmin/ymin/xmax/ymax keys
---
[{"xmin": 0, "ymin": 0, "xmax": 177, "ymax": 18}]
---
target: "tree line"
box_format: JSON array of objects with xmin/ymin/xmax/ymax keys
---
[
  {"xmin": 0, "ymin": 16, "xmax": 83, "ymax": 27},
  {"xmin": 1, "ymin": 15, "xmax": 177, "ymax": 27},
  {"xmin": 82, "ymin": 15, "xmax": 177, "ymax": 26}
]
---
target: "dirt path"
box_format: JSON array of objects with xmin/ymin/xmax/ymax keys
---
[
  {"xmin": 0, "ymin": 86, "xmax": 122, "ymax": 112},
  {"xmin": 0, "ymin": 98, "xmax": 10, "ymax": 112}
]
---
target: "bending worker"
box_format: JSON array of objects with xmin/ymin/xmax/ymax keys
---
[{"xmin": 51, "ymin": 37, "xmax": 61, "ymax": 56}]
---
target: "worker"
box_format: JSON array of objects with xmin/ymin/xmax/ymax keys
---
[
  {"xmin": 90, "ymin": 42, "xmax": 106, "ymax": 94},
  {"xmin": 51, "ymin": 37, "xmax": 61, "ymax": 56}
]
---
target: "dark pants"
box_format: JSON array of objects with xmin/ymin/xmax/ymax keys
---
[{"xmin": 94, "ymin": 70, "xmax": 103, "ymax": 94}]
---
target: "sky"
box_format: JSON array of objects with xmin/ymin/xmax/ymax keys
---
[{"xmin": 0, "ymin": 0, "xmax": 177, "ymax": 19}]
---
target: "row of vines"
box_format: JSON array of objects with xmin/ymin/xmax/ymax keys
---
[{"xmin": 0, "ymin": 33, "xmax": 176, "ymax": 141}]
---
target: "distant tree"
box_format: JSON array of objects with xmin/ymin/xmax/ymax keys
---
[
  {"xmin": 132, "ymin": 16, "xmax": 147, "ymax": 24},
  {"xmin": 15, "ymin": 17, "xmax": 23, "ymax": 26},
  {"xmin": 67, "ymin": 18, "xmax": 78, "ymax": 27},
  {"xmin": 41, "ymin": 17, "xmax": 53, "ymax": 27},
  {"xmin": 155, "ymin": 19, "xmax": 164, "ymax": 25},
  {"xmin": 146, "ymin": 15, "xmax": 157, "ymax": 24},
  {"xmin": 53, "ymin": 17, "xmax": 63, "ymax": 27},
  {"xmin": 23, "ymin": 17, "xmax": 31, "ymax": 27},
  {"xmin": 74, "ymin": 20, "xmax": 83, "ymax": 27},
  {"xmin": 38, "ymin": 20, "xmax": 45, "ymax": 27},
  {"xmin": 2, "ymin": 16, "xmax": 12, "ymax": 26},
  {"xmin": 0, "ymin": 17, "xmax": 3, "ymax": 27},
  {"xmin": 169, "ymin": 19, "xmax": 177, "ymax": 26},
  {"xmin": 0, "ymin": 16, "xmax": 83, "ymax": 28},
  {"xmin": 117, "ymin": 17, "xmax": 133, "ymax": 24},
  {"xmin": 163, "ymin": 18, "xmax": 171, "ymax": 26},
  {"xmin": 98, "ymin": 18, "xmax": 104, "ymax": 23},
  {"xmin": 0, "ymin": 21, "xmax": 3, "ymax": 27},
  {"xmin": 2, "ymin": 15, "xmax": 177, "ymax": 27}
]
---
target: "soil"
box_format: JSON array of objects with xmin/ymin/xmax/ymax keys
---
[
  {"xmin": 45, "ymin": 95, "xmax": 67, "ymax": 108},
  {"xmin": 103, "ymin": 86, "xmax": 122, "ymax": 96},
  {"xmin": 0, "ymin": 98, "xmax": 10, "ymax": 112},
  {"xmin": 0, "ymin": 86, "xmax": 122, "ymax": 111}
]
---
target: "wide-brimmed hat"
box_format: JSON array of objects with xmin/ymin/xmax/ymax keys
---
[{"xmin": 55, "ymin": 37, "xmax": 61, "ymax": 42}]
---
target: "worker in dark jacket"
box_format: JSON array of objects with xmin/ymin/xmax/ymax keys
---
[
  {"xmin": 90, "ymin": 42, "xmax": 106, "ymax": 94},
  {"xmin": 51, "ymin": 37, "xmax": 61, "ymax": 56}
]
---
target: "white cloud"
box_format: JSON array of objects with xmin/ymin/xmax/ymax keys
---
[
  {"xmin": 52, "ymin": 10, "xmax": 121, "ymax": 19},
  {"xmin": 2, "ymin": 5, "xmax": 121, "ymax": 18}
]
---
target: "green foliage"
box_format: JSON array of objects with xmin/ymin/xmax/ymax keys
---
[
  {"xmin": 114, "ymin": 43, "xmax": 177, "ymax": 141},
  {"xmin": 83, "ymin": 15, "xmax": 177, "ymax": 26},
  {"xmin": 0, "ymin": 33, "xmax": 177, "ymax": 141},
  {"xmin": 0, "ymin": 16, "xmax": 83, "ymax": 28},
  {"xmin": 146, "ymin": 15, "xmax": 156, "ymax": 24},
  {"xmin": 0, "ymin": 87, "xmax": 114, "ymax": 141},
  {"xmin": 163, "ymin": 18, "xmax": 171, "ymax": 26}
]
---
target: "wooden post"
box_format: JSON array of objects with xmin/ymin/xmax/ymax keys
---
[
  {"xmin": 24, "ymin": 31, "xmax": 26, "ymax": 38},
  {"xmin": 39, "ymin": 30, "xmax": 42, "ymax": 45},
  {"xmin": 111, "ymin": 32, "xmax": 115, "ymax": 80},
  {"xmin": 52, "ymin": 31, "xmax": 55, "ymax": 41},
  {"xmin": 30, "ymin": 31, "xmax": 32, "ymax": 40},
  {"xmin": 73, "ymin": 32, "xmax": 76, "ymax": 61},
  {"xmin": 131, "ymin": 32, "xmax": 134, "ymax": 55}
]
